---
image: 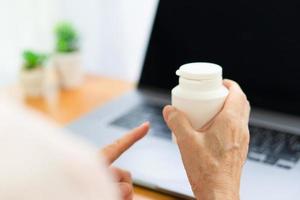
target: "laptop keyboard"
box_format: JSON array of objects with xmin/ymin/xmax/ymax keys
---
[
  {"xmin": 111, "ymin": 103, "xmax": 172, "ymax": 139},
  {"xmin": 248, "ymin": 125, "xmax": 300, "ymax": 169},
  {"xmin": 111, "ymin": 103, "xmax": 300, "ymax": 169}
]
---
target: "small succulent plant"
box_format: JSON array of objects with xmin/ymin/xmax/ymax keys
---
[
  {"xmin": 55, "ymin": 21, "xmax": 79, "ymax": 53},
  {"xmin": 23, "ymin": 50, "xmax": 47, "ymax": 70}
]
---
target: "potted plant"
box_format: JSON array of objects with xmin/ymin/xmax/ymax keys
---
[
  {"xmin": 53, "ymin": 21, "xmax": 83, "ymax": 89},
  {"xmin": 20, "ymin": 50, "xmax": 47, "ymax": 97}
]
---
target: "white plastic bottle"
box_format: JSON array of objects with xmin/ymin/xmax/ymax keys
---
[{"xmin": 171, "ymin": 62, "xmax": 229, "ymax": 142}]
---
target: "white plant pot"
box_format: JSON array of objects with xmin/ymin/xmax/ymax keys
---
[
  {"xmin": 20, "ymin": 67, "xmax": 45, "ymax": 98},
  {"xmin": 54, "ymin": 52, "xmax": 83, "ymax": 89}
]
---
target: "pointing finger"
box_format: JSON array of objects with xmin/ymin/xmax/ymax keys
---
[{"xmin": 101, "ymin": 122, "xmax": 150, "ymax": 164}]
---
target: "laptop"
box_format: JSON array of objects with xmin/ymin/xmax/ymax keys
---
[{"xmin": 68, "ymin": 0, "xmax": 300, "ymax": 199}]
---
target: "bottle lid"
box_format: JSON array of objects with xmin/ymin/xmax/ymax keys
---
[{"xmin": 176, "ymin": 62, "xmax": 222, "ymax": 80}]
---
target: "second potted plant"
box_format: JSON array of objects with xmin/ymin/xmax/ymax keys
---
[
  {"xmin": 53, "ymin": 21, "xmax": 83, "ymax": 89},
  {"xmin": 19, "ymin": 50, "xmax": 47, "ymax": 97}
]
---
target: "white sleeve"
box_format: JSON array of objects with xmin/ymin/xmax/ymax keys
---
[{"xmin": 0, "ymin": 97, "xmax": 120, "ymax": 200}]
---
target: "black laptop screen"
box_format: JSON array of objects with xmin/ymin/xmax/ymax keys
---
[{"xmin": 139, "ymin": 0, "xmax": 300, "ymax": 116}]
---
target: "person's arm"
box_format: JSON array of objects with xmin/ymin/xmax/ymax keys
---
[{"xmin": 163, "ymin": 80, "xmax": 250, "ymax": 200}]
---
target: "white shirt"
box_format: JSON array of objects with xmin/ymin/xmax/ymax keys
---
[{"xmin": 0, "ymin": 97, "xmax": 120, "ymax": 200}]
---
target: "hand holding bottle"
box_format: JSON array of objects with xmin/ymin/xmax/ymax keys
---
[{"xmin": 164, "ymin": 80, "xmax": 250, "ymax": 200}]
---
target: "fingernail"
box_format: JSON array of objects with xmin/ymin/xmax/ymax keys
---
[{"xmin": 140, "ymin": 121, "xmax": 150, "ymax": 127}]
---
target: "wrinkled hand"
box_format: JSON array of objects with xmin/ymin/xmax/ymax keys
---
[
  {"xmin": 163, "ymin": 80, "xmax": 250, "ymax": 200},
  {"xmin": 101, "ymin": 122, "xmax": 150, "ymax": 200}
]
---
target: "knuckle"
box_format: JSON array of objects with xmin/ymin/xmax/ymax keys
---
[
  {"xmin": 222, "ymin": 115, "xmax": 241, "ymax": 133},
  {"xmin": 246, "ymin": 100, "xmax": 251, "ymax": 110},
  {"xmin": 243, "ymin": 126, "xmax": 250, "ymax": 141},
  {"xmin": 245, "ymin": 97, "xmax": 250, "ymax": 108},
  {"xmin": 241, "ymin": 93, "xmax": 247, "ymax": 101},
  {"xmin": 224, "ymin": 117, "xmax": 250, "ymax": 141},
  {"xmin": 237, "ymin": 89, "xmax": 247, "ymax": 102}
]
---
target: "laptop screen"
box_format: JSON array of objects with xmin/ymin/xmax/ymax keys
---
[{"xmin": 139, "ymin": 0, "xmax": 300, "ymax": 116}]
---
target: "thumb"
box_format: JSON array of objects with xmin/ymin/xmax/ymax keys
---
[{"xmin": 163, "ymin": 105, "xmax": 194, "ymax": 140}]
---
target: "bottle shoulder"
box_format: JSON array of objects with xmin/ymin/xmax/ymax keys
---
[{"xmin": 172, "ymin": 85, "xmax": 228, "ymax": 100}]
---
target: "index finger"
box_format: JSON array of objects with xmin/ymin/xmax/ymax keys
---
[
  {"xmin": 101, "ymin": 122, "xmax": 150, "ymax": 164},
  {"xmin": 222, "ymin": 79, "xmax": 250, "ymax": 118}
]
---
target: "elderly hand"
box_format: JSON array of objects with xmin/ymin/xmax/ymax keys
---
[
  {"xmin": 163, "ymin": 80, "xmax": 250, "ymax": 200},
  {"xmin": 101, "ymin": 122, "xmax": 150, "ymax": 200}
]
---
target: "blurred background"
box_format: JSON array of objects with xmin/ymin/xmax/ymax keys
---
[{"xmin": 0, "ymin": 0, "xmax": 159, "ymax": 86}]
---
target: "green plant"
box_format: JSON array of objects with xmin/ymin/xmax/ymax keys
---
[
  {"xmin": 22, "ymin": 50, "xmax": 47, "ymax": 70},
  {"xmin": 55, "ymin": 21, "xmax": 79, "ymax": 53}
]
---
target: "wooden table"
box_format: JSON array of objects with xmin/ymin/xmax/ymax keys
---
[{"xmin": 24, "ymin": 75, "xmax": 177, "ymax": 200}]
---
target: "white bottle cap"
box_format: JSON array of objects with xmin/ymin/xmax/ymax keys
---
[{"xmin": 176, "ymin": 62, "xmax": 222, "ymax": 80}]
